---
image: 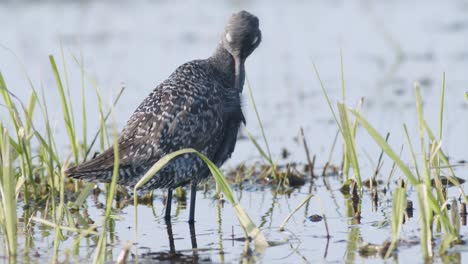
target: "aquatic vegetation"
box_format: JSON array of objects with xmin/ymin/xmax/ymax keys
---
[
  {"xmin": 312, "ymin": 51, "xmax": 468, "ymax": 260},
  {"xmin": 349, "ymin": 80, "xmax": 466, "ymax": 259}
]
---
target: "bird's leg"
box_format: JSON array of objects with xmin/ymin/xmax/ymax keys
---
[
  {"xmin": 165, "ymin": 189, "xmax": 173, "ymax": 221},
  {"xmin": 188, "ymin": 221, "xmax": 199, "ymax": 261},
  {"xmin": 188, "ymin": 182, "xmax": 197, "ymax": 223},
  {"xmin": 189, "ymin": 221, "xmax": 198, "ymax": 248},
  {"xmin": 165, "ymin": 220, "xmax": 176, "ymax": 255}
]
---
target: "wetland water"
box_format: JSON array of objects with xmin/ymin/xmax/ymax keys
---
[{"xmin": 1, "ymin": 0, "xmax": 468, "ymax": 263}]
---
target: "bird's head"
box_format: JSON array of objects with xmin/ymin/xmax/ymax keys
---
[
  {"xmin": 222, "ymin": 10, "xmax": 261, "ymax": 61},
  {"xmin": 221, "ymin": 10, "xmax": 261, "ymax": 91}
]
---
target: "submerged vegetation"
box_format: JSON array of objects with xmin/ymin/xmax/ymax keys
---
[{"xmin": 0, "ymin": 47, "xmax": 467, "ymax": 263}]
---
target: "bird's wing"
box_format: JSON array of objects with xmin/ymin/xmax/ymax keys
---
[{"xmin": 66, "ymin": 81, "xmax": 223, "ymax": 181}]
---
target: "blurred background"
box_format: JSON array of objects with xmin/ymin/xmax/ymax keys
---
[{"xmin": 1, "ymin": 0, "xmax": 467, "ymax": 173}]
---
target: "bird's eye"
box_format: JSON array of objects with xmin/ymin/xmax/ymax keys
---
[
  {"xmin": 226, "ymin": 33, "xmax": 233, "ymax": 43},
  {"xmin": 251, "ymin": 36, "xmax": 258, "ymax": 45}
]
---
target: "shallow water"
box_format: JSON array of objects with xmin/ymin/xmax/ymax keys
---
[
  {"xmin": 1, "ymin": 0, "xmax": 468, "ymax": 263},
  {"xmin": 9, "ymin": 172, "xmax": 468, "ymax": 263}
]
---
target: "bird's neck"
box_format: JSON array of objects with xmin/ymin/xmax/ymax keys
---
[{"xmin": 209, "ymin": 44, "xmax": 245, "ymax": 91}]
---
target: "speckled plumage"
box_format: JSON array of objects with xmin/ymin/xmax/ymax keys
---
[{"xmin": 66, "ymin": 11, "xmax": 261, "ymax": 198}]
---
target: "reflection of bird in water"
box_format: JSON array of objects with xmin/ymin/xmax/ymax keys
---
[{"xmin": 66, "ymin": 10, "xmax": 261, "ymax": 222}]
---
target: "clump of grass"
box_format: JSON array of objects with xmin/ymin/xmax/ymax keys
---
[
  {"xmin": 0, "ymin": 72, "xmax": 35, "ymax": 204},
  {"xmin": 314, "ymin": 55, "xmax": 465, "ymax": 260},
  {"xmin": 350, "ymin": 81, "xmax": 464, "ymax": 259},
  {"xmin": 0, "ymin": 47, "xmax": 128, "ymax": 263}
]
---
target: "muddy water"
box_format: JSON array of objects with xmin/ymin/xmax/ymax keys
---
[{"xmin": 1, "ymin": 0, "xmax": 468, "ymax": 263}]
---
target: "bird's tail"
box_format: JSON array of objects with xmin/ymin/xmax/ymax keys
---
[
  {"xmin": 65, "ymin": 164, "xmax": 113, "ymax": 183},
  {"xmin": 65, "ymin": 146, "xmax": 119, "ymax": 182}
]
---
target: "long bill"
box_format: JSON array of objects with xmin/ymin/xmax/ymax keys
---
[{"xmin": 234, "ymin": 56, "xmax": 245, "ymax": 92}]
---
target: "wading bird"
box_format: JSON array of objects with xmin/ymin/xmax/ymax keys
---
[{"xmin": 66, "ymin": 10, "xmax": 261, "ymax": 223}]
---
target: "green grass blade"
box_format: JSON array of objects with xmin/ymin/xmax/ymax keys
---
[
  {"xmin": 403, "ymin": 124, "xmax": 420, "ymax": 180},
  {"xmin": 313, "ymin": 64, "xmax": 342, "ymax": 133},
  {"xmin": 414, "ymin": 83, "xmax": 431, "ymax": 187},
  {"xmin": 416, "ymin": 184, "xmax": 432, "ymax": 258},
  {"xmin": 93, "ymin": 122, "xmax": 120, "ymax": 264},
  {"xmin": 0, "ymin": 72, "xmax": 21, "ymax": 132},
  {"xmin": 350, "ymin": 110, "xmax": 418, "ymax": 185},
  {"xmin": 105, "ymin": 135, "xmax": 120, "ymax": 218},
  {"xmin": 32, "ymin": 217, "xmax": 97, "ymax": 235},
  {"xmin": 439, "ymin": 73, "xmax": 445, "ymax": 140},
  {"xmin": 423, "ymin": 120, "xmax": 466, "ymax": 200},
  {"xmin": 80, "ymin": 50, "xmax": 88, "ymax": 154},
  {"xmin": 38, "ymin": 84, "xmax": 61, "ymax": 172},
  {"xmin": 245, "ymin": 129, "xmax": 273, "ymax": 164},
  {"xmin": 26, "ymin": 92, "xmax": 37, "ymax": 133},
  {"xmin": 83, "ymin": 86, "xmax": 125, "ymax": 161},
  {"xmin": 49, "ymin": 55, "xmax": 79, "ymax": 162},
  {"xmin": 60, "ymin": 41, "xmax": 76, "ymax": 137},
  {"xmin": 385, "ymin": 186, "xmax": 406, "ymax": 258},
  {"xmin": 0, "ymin": 130, "xmax": 18, "ymax": 256},
  {"xmin": 337, "ymin": 104, "xmax": 361, "ymax": 188},
  {"xmin": 279, "ymin": 194, "xmax": 313, "ymax": 231},
  {"xmin": 246, "ymin": 78, "xmax": 273, "ymax": 161},
  {"xmin": 451, "ymin": 200, "xmax": 460, "ymax": 239},
  {"xmin": 73, "ymin": 183, "xmax": 94, "ymax": 208}
]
